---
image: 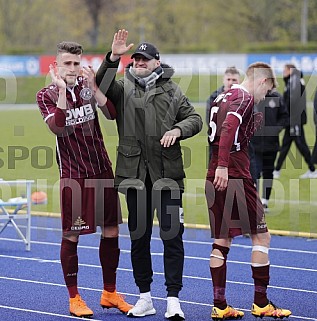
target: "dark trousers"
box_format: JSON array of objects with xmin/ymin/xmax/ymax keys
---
[
  {"xmin": 125, "ymin": 175, "xmax": 184, "ymax": 297},
  {"xmin": 275, "ymin": 126, "xmax": 314, "ymax": 172},
  {"xmin": 311, "ymin": 125, "xmax": 317, "ymax": 164},
  {"xmin": 254, "ymin": 150, "xmax": 277, "ymax": 200}
]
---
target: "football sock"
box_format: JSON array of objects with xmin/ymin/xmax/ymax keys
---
[
  {"xmin": 210, "ymin": 243, "xmax": 230, "ymax": 310},
  {"xmin": 60, "ymin": 238, "xmax": 79, "ymax": 298},
  {"xmin": 252, "ymin": 264, "xmax": 270, "ymax": 307},
  {"xmin": 99, "ymin": 237, "xmax": 120, "ymax": 292}
]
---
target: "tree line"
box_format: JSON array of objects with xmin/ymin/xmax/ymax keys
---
[{"xmin": 0, "ymin": 0, "xmax": 316, "ymax": 54}]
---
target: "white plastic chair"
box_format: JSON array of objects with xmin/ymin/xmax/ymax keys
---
[{"xmin": 0, "ymin": 180, "xmax": 34, "ymax": 251}]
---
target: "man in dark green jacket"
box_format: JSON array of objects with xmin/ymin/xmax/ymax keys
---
[{"xmin": 96, "ymin": 29, "xmax": 202, "ymax": 320}]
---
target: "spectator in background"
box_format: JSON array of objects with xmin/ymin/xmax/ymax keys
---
[
  {"xmin": 206, "ymin": 66, "xmax": 240, "ymax": 162},
  {"xmin": 250, "ymin": 89, "xmax": 289, "ymax": 212},
  {"xmin": 311, "ymin": 89, "xmax": 317, "ymax": 163},
  {"xmin": 273, "ymin": 64, "xmax": 317, "ymax": 179}
]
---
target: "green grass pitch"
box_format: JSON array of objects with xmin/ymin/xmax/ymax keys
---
[
  {"xmin": 0, "ymin": 105, "xmax": 316, "ymax": 236},
  {"xmin": 1, "ymin": 73, "xmax": 317, "ymax": 236}
]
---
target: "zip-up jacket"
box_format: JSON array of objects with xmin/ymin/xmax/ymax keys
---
[
  {"xmin": 96, "ymin": 52, "xmax": 202, "ymax": 191},
  {"xmin": 284, "ymin": 68, "xmax": 307, "ymax": 127},
  {"xmin": 251, "ymin": 91, "xmax": 289, "ymax": 152}
]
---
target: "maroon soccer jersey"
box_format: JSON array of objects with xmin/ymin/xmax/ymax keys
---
[
  {"xmin": 207, "ymin": 84, "xmax": 262, "ymax": 178},
  {"xmin": 37, "ymin": 76, "xmax": 112, "ymax": 178}
]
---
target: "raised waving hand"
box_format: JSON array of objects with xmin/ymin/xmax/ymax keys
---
[{"xmin": 110, "ymin": 29, "xmax": 134, "ymax": 61}]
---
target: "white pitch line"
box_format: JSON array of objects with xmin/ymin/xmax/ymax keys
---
[
  {"xmin": 0, "ymin": 304, "xmax": 101, "ymax": 320},
  {"xmin": 2, "ymin": 223, "xmax": 317, "ymax": 254},
  {"xmin": 1, "ymin": 250, "xmax": 316, "ymax": 273},
  {"xmin": 0, "ymin": 256, "xmax": 316, "ymax": 294},
  {"xmin": 0, "ymin": 277, "xmax": 315, "ymax": 321},
  {"xmin": 0, "ymin": 305, "xmax": 314, "ymax": 321},
  {"xmin": 1, "ymin": 236, "xmax": 316, "ymax": 271},
  {"xmin": 2, "ymin": 232, "xmax": 317, "ymax": 255}
]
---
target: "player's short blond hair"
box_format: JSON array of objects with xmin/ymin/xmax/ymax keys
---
[{"xmin": 246, "ymin": 62, "xmax": 277, "ymax": 88}]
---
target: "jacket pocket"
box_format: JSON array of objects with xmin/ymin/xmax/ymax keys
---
[
  {"xmin": 116, "ymin": 145, "xmax": 141, "ymax": 178},
  {"xmin": 161, "ymin": 146, "xmax": 185, "ymax": 180}
]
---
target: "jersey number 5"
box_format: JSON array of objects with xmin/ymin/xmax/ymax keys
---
[{"xmin": 208, "ymin": 106, "xmax": 219, "ymax": 142}]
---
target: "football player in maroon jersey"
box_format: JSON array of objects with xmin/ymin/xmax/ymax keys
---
[
  {"xmin": 36, "ymin": 42, "xmax": 132, "ymax": 318},
  {"xmin": 206, "ymin": 62, "xmax": 291, "ymax": 319}
]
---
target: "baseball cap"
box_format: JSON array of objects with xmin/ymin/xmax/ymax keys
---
[{"xmin": 131, "ymin": 42, "xmax": 160, "ymax": 60}]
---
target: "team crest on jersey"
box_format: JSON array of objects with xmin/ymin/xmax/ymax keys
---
[{"xmin": 80, "ymin": 88, "xmax": 93, "ymax": 100}]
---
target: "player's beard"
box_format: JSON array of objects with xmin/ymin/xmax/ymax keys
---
[
  {"xmin": 133, "ymin": 67, "xmax": 152, "ymax": 78},
  {"xmin": 65, "ymin": 75, "xmax": 77, "ymax": 86}
]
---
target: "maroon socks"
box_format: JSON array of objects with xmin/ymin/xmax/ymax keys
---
[
  {"xmin": 61, "ymin": 236, "xmax": 120, "ymax": 296},
  {"xmin": 210, "ymin": 244, "xmax": 230, "ymax": 309},
  {"xmin": 60, "ymin": 238, "xmax": 79, "ymax": 298},
  {"xmin": 99, "ymin": 237, "xmax": 120, "ymax": 292},
  {"xmin": 252, "ymin": 264, "xmax": 270, "ymax": 307}
]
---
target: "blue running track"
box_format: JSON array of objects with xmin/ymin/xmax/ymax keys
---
[{"xmin": 0, "ymin": 216, "xmax": 316, "ymax": 321}]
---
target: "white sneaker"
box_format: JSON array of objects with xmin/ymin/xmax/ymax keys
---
[
  {"xmin": 273, "ymin": 170, "xmax": 280, "ymax": 179},
  {"xmin": 165, "ymin": 297, "xmax": 185, "ymax": 320},
  {"xmin": 299, "ymin": 170, "xmax": 317, "ymax": 179},
  {"xmin": 310, "ymin": 170, "xmax": 317, "ymax": 178},
  {"xmin": 127, "ymin": 298, "xmax": 156, "ymax": 317},
  {"xmin": 261, "ymin": 199, "xmax": 269, "ymax": 213},
  {"xmin": 299, "ymin": 170, "xmax": 311, "ymax": 178}
]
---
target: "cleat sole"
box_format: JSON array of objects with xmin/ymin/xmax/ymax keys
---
[
  {"xmin": 212, "ymin": 317, "xmax": 242, "ymax": 320},
  {"xmin": 252, "ymin": 314, "xmax": 290, "ymax": 319},
  {"xmin": 101, "ymin": 305, "xmax": 128, "ymax": 314},
  {"xmin": 70, "ymin": 313, "xmax": 93, "ymax": 319}
]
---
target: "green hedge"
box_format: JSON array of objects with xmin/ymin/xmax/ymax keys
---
[
  {"xmin": 1, "ymin": 74, "xmax": 316, "ymax": 104},
  {"xmin": 3, "ymin": 41, "xmax": 317, "ymax": 55}
]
